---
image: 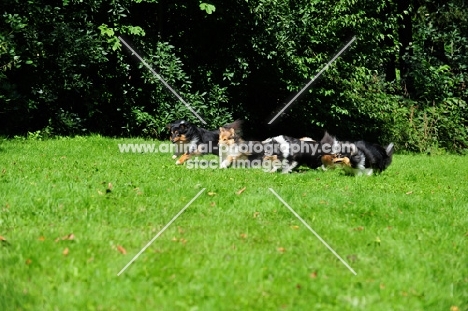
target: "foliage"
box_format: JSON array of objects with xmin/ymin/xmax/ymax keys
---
[
  {"xmin": 0, "ymin": 0, "xmax": 230, "ymax": 139},
  {"xmin": 398, "ymin": 1, "xmax": 468, "ymax": 151},
  {"xmin": 0, "ymin": 0, "xmax": 467, "ymax": 151}
]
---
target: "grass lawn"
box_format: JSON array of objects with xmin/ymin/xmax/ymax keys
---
[{"xmin": 1, "ymin": 136, "xmax": 467, "ymax": 310}]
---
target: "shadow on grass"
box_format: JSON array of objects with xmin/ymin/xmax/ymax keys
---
[{"xmin": 0, "ymin": 279, "xmax": 37, "ymax": 310}]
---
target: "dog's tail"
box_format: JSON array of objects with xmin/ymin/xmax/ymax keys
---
[
  {"xmin": 320, "ymin": 131, "xmax": 345, "ymax": 154},
  {"xmin": 382, "ymin": 143, "xmax": 395, "ymax": 170},
  {"xmin": 223, "ymin": 119, "xmax": 243, "ymax": 135},
  {"xmin": 320, "ymin": 131, "xmax": 336, "ymax": 145},
  {"xmin": 385, "ymin": 143, "xmax": 394, "ymax": 157}
]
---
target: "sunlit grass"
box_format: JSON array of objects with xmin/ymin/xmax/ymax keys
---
[{"xmin": 0, "ymin": 136, "xmax": 467, "ymax": 310}]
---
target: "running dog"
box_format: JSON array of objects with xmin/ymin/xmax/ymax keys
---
[
  {"xmin": 218, "ymin": 120, "xmax": 264, "ymax": 169},
  {"xmin": 167, "ymin": 120, "xmax": 219, "ymax": 165},
  {"xmin": 320, "ymin": 132, "xmax": 395, "ymax": 176},
  {"xmin": 262, "ymin": 135, "xmax": 334, "ymax": 173}
]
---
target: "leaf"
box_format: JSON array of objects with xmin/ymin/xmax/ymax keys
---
[
  {"xmin": 25, "ymin": 259, "xmax": 32, "ymax": 265},
  {"xmin": 56, "ymin": 233, "xmax": 75, "ymax": 242},
  {"xmin": 199, "ymin": 3, "xmax": 216, "ymax": 14},
  {"xmin": 236, "ymin": 187, "xmax": 246, "ymax": 195},
  {"xmin": 0, "ymin": 235, "xmax": 9, "ymax": 245},
  {"xmin": 106, "ymin": 182, "xmax": 113, "ymax": 194},
  {"xmin": 207, "ymin": 191, "xmax": 216, "ymax": 196},
  {"xmin": 63, "ymin": 247, "xmax": 69, "ymax": 256},
  {"xmin": 290, "ymin": 225, "xmax": 299, "ymax": 230},
  {"xmin": 253, "ymin": 212, "xmax": 260, "ymax": 218},
  {"xmin": 406, "ymin": 191, "xmax": 413, "ymax": 195},
  {"xmin": 117, "ymin": 245, "xmax": 127, "ymax": 254},
  {"xmin": 310, "ymin": 271, "xmax": 317, "ymax": 278},
  {"xmin": 277, "ymin": 247, "xmax": 286, "ymax": 253}
]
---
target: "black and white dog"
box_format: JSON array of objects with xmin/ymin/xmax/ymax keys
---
[{"xmin": 261, "ymin": 135, "xmax": 333, "ymax": 173}]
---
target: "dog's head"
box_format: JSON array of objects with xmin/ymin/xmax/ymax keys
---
[
  {"xmin": 167, "ymin": 120, "xmax": 190, "ymax": 143},
  {"xmin": 321, "ymin": 154, "xmax": 337, "ymax": 168},
  {"xmin": 332, "ymin": 156, "xmax": 351, "ymax": 167},
  {"xmin": 218, "ymin": 120, "xmax": 244, "ymax": 146},
  {"xmin": 218, "ymin": 127, "xmax": 237, "ymax": 146},
  {"xmin": 263, "ymin": 154, "xmax": 278, "ymax": 162}
]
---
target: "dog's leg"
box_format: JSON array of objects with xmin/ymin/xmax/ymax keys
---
[
  {"xmin": 281, "ymin": 160, "xmax": 297, "ymax": 174},
  {"xmin": 272, "ymin": 156, "xmax": 285, "ymax": 173},
  {"xmin": 176, "ymin": 153, "xmax": 191, "ymax": 165},
  {"xmin": 220, "ymin": 155, "xmax": 234, "ymax": 169},
  {"xmin": 171, "ymin": 141, "xmax": 184, "ymax": 159},
  {"xmin": 282, "ymin": 160, "xmax": 299, "ymax": 174}
]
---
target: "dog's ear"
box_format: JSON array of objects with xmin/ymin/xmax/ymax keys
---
[
  {"xmin": 179, "ymin": 124, "xmax": 186, "ymax": 130},
  {"xmin": 166, "ymin": 123, "xmax": 173, "ymax": 130},
  {"xmin": 229, "ymin": 128, "xmax": 235, "ymax": 135}
]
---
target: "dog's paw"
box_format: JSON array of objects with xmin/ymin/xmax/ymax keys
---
[
  {"xmin": 175, "ymin": 160, "xmax": 182, "ymax": 165},
  {"xmin": 172, "ymin": 154, "xmax": 177, "ymax": 159},
  {"xmin": 219, "ymin": 160, "xmax": 230, "ymax": 169}
]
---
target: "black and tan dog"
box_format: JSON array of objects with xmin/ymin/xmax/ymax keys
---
[{"xmin": 167, "ymin": 120, "xmax": 220, "ymax": 165}]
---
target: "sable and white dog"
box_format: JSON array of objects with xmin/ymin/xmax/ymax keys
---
[{"xmin": 218, "ymin": 120, "xmax": 264, "ymax": 169}]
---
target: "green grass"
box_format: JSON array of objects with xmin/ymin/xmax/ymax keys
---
[{"xmin": 1, "ymin": 136, "xmax": 467, "ymax": 310}]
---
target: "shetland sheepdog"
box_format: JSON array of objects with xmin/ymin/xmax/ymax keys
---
[
  {"xmin": 167, "ymin": 120, "xmax": 219, "ymax": 165},
  {"xmin": 320, "ymin": 132, "xmax": 394, "ymax": 176},
  {"xmin": 262, "ymin": 135, "xmax": 335, "ymax": 173},
  {"xmin": 218, "ymin": 120, "xmax": 264, "ymax": 169}
]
